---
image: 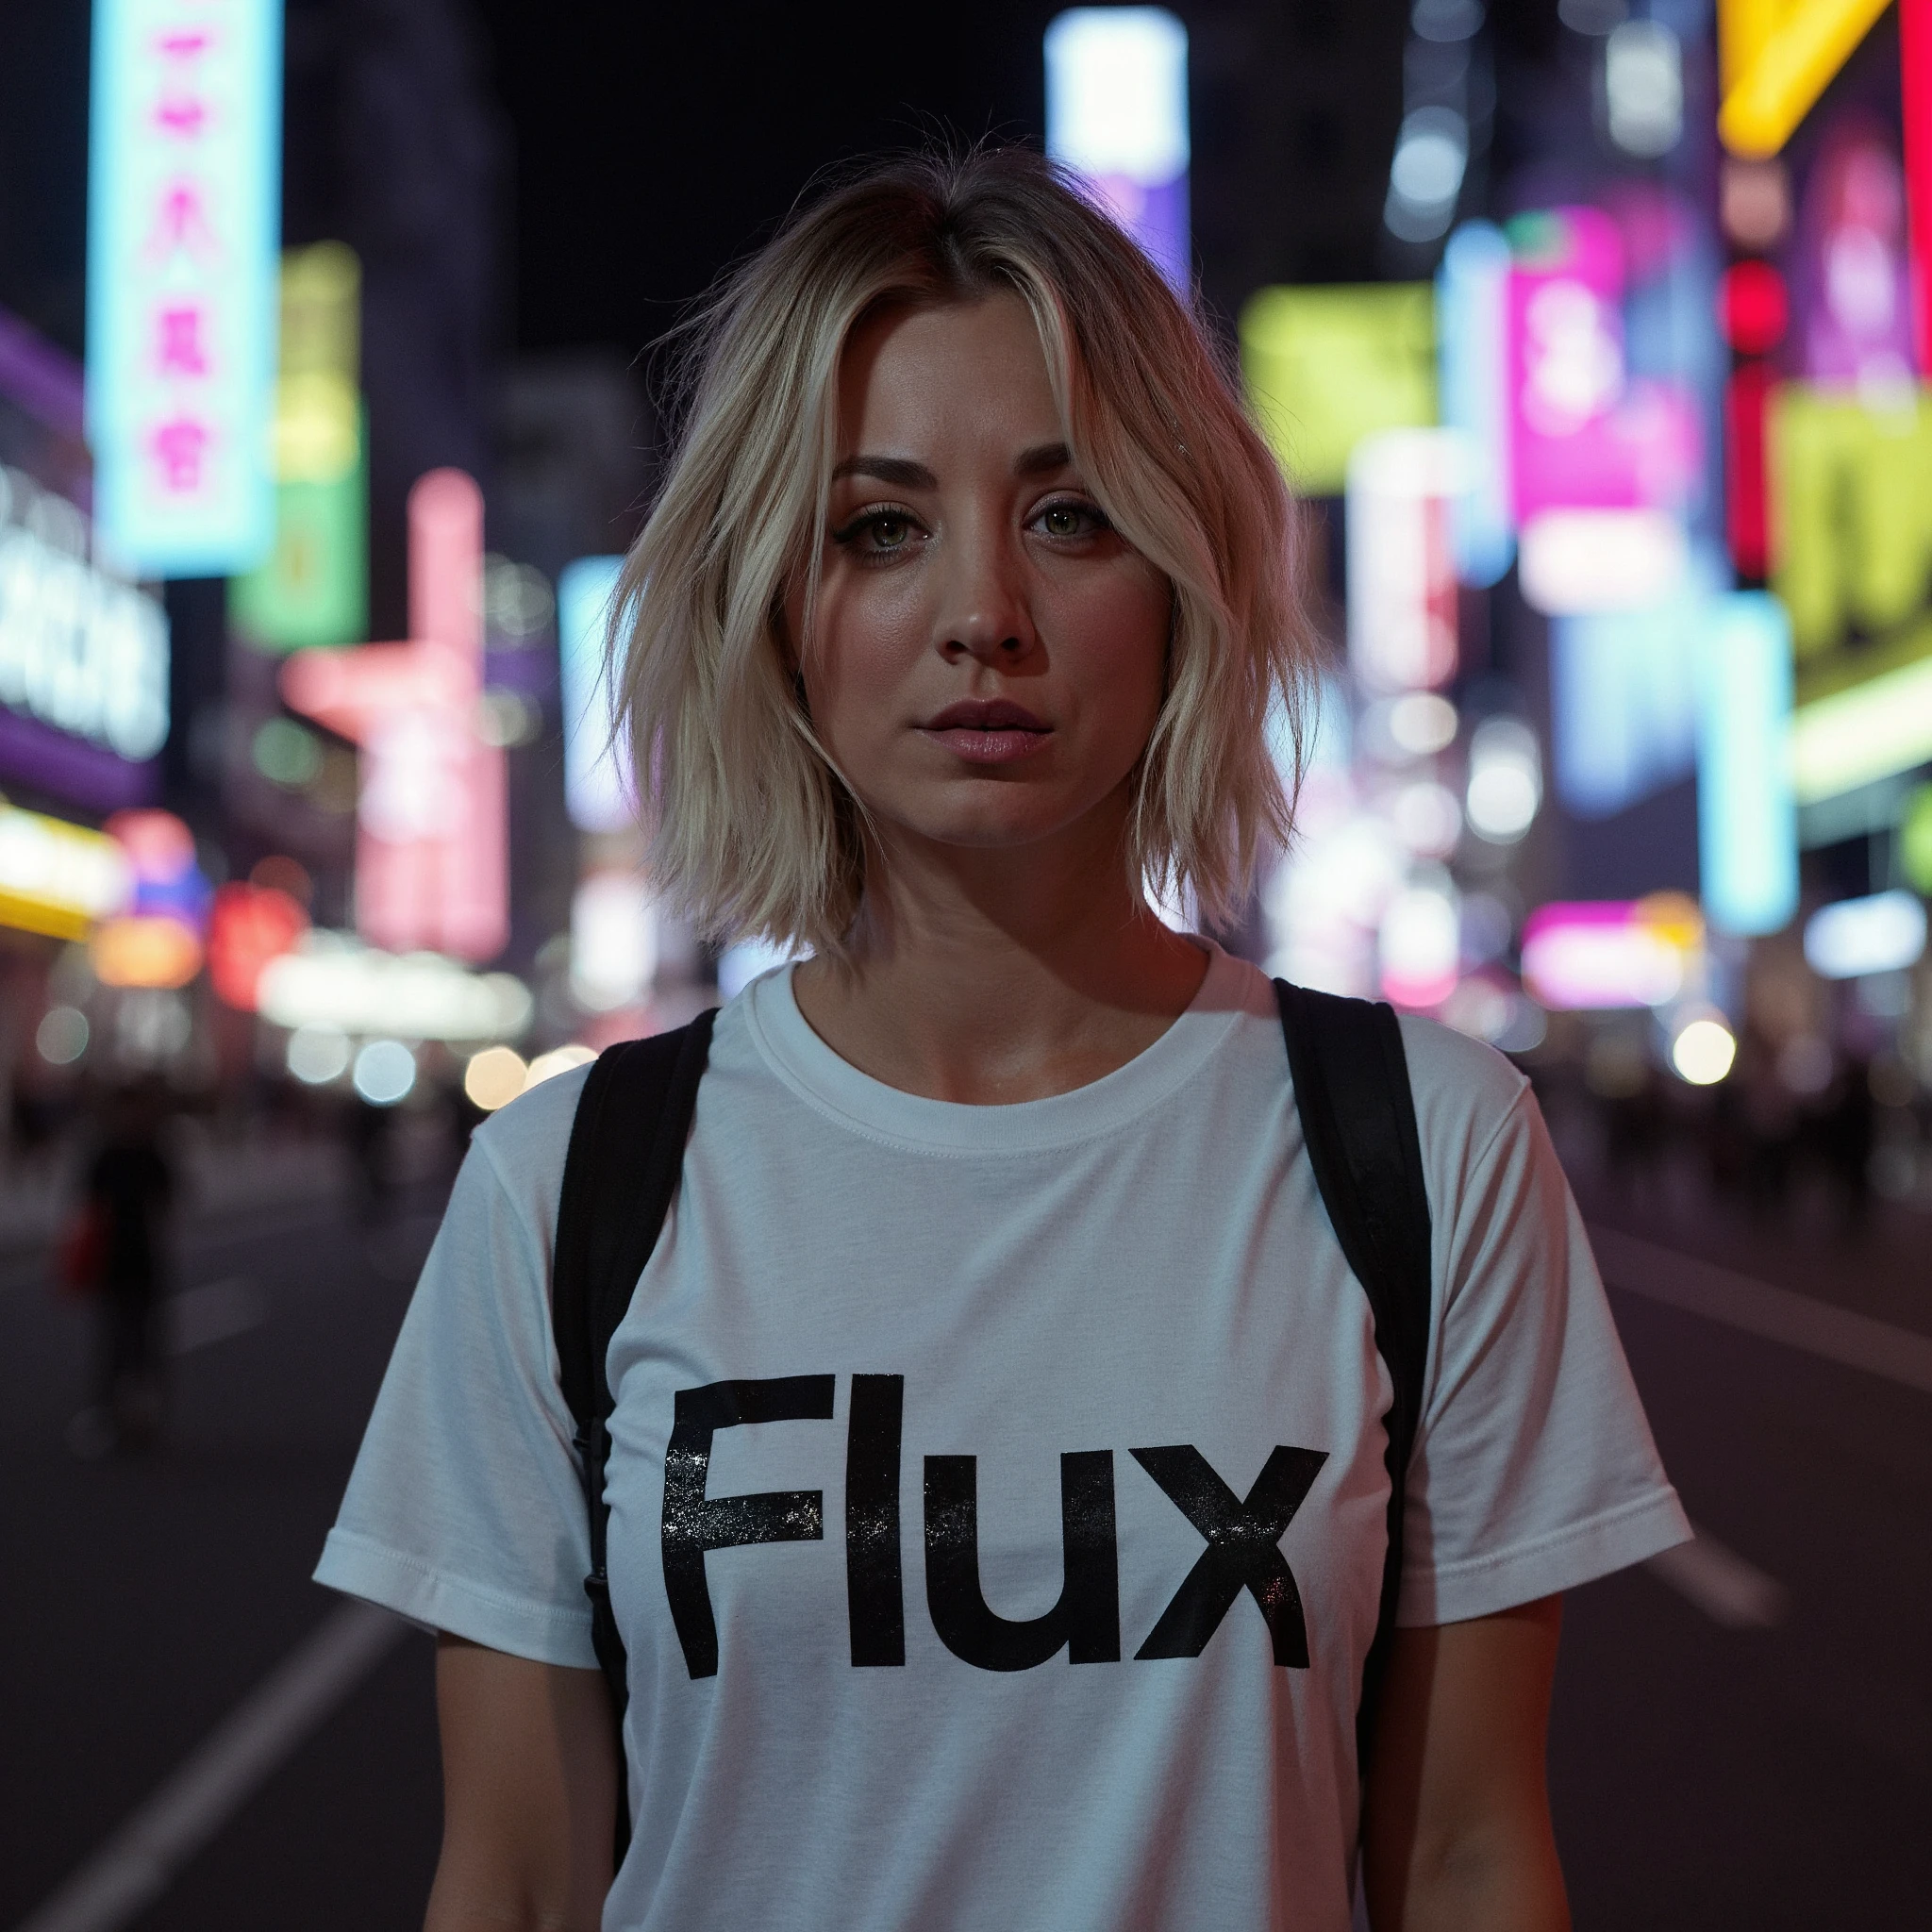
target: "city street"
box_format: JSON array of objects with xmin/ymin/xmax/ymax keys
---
[
  {"xmin": 2, "ymin": 2, "xmax": 1927, "ymax": 1928},
  {"xmin": 2, "ymin": 1139, "xmax": 1926, "ymax": 1931}
]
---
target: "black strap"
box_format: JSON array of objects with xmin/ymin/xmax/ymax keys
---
[
  {"xmin": 553, "ymin": 1008, "xmax": 716, "ymax": 1861},
  {"xmin": 1274, "ymin": 980, "xmax": 1432, "ymax": 1766}
]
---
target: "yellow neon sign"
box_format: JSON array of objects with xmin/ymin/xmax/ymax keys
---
[
  {"xmin": 1790, "ymin": 642, "xmax": 1932, "ymax": 802},
  {"xmin": 1239, "ymin": 284, "xmax": 1437, "ymax": 495},
  {"xmin": 0, "ymin": 803, "xmax": 132, "ymax": 941},
  {"xmin": 1770, "ymin": 383, "xmax": 1932, "ymax": 662},
  {"xmin": 1718, "ymin": 0, "xmax": 1895, "ymax": 158}
]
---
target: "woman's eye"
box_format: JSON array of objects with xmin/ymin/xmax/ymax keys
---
[
  {"xmin": 833, "ymin": 508, "xmax": 921, "ymax": 557},
  {"xmin": 1033, "ymin": 501, "xmax": 1105, "ymax": 540}
]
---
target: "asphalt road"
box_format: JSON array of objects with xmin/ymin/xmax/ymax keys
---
[{"xmin": 1, "ymin": 1144, "xmax": 1925, "ymax": 1931}]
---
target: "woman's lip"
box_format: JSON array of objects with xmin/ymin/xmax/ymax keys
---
[
  {"xmin": 924, "ymin": 701, "xmax": 1049, "ymax": 731},
  {"xmin": 919, "ymin": 725, "xmax": 1056, "ymax": 765}
]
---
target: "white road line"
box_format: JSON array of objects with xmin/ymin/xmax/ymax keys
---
[
  {"xmin": 1645, "ymin": 1525, "xmax": 1789, "ymax": 1630},
  {"xmin": 13, "ymin": 1603, "xmax": 407, "ymax": 1932},
  {"xmin": 1589, "ymin": 1225, "xmax": 1932, "ymax": 1397}
]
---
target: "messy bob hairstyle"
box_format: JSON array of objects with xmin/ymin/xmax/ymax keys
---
[{"xmin": 611, "ymin": 145, "xmax": 1314, "ymax": 956}]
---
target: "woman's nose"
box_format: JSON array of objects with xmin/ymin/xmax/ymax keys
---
[{"xmin": 936, "ymin": 525, "xmax": 1037, "ymax": 666}]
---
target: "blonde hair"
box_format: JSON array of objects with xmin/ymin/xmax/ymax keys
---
[{"xmin": 613, "ymin": 145, "xmax": 1313, "ymax": 954}]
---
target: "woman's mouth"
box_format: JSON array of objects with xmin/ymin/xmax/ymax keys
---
[{"xmin": 919, "ymin": 700, "xmax": 1054, "ymax": 765}]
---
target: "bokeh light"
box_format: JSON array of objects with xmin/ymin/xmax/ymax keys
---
[
  {"xmin": 463, "ymin": 1044, "xmax": 528, "ymax": 1111},
  {"xmin": 1671, "ymin": 1017, "xmax": 1738, "ymax": 1087},
  {"xmin": 352, "ymin": 1039, "xmax": 417, "ymax": 1107}
]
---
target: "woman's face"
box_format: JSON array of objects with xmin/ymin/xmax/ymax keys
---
[{"xmin": 789, "ymin": 293, "xmax": 1171, "ymax": 869}]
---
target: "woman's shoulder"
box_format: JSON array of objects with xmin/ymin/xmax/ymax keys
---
[
  {"xmin": 462, "ymin": 1000, "xmax": 752, "ymax": 1207},
  {"xmin": 1394, "ymin": 1010, "xmax": 1536, "ymax": 1170},
  {"xmin": 467, "ymin": 1058, "xmax": 594, "ymax": 1208},
  {"xmin": 1223, "ymin": 958, "xmax": 1531, "ymax": 1151}
]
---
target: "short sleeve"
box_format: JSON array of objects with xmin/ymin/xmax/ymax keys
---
[
  {"xmin": 1395, "ymin": 1034, "xmax": 1690, "ymax": 1626},
  {"xmin": 313, "ymin": 1073, "xmax": 600, "ymax": 1668}
]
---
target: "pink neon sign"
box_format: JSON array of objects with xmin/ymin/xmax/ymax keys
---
[
  {"xmin": 1521, "ymin": 898, "xmax": 1697, "ymax": 1010},
  {"xmin": 1907, "ymin": 2, "xmax": 1932, "ymax": 376},
  {"xmin": 1507, "ymin": 208, "xmax": 1700, "ymax": 522},
  {"xmin": 281, "ymin": 470, "xmax": 508, "ymax": 962},
  {"xmin": 1791, "ymin": 118, "xmax": 1916, "ymax": 390}
]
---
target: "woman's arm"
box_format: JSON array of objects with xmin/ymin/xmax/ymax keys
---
[
  {"xmin": 1358, "ymin": 1595, "xmax": 1570, "ymax": 1932},
  {"xmin": 425, "ymin": 1634, "xmax": 619, "ymax": 1932}
]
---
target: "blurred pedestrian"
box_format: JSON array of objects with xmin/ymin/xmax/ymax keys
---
[
  {"xmin": 1819, "ymin": 1055, "xmax": 1875, "ymax": 1233},
  {"xmin": 66, "ymin": 1081, "xmax": 175, "ymax": 1457},
  {"xmin": 317, "ymin": 148, "xmax": 1687, "ymax": 1932}
]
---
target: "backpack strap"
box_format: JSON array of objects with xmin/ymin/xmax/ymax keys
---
[
  {"xmin": 1273, "ymin": 981, "xmax": 1432, "ymax": 1766},
  {"xmin": 553, "ymin": 1008, "xmax": 716, "ymax": 1857}
]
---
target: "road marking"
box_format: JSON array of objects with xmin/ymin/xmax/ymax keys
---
[
  {"xmin": 13, "ymin": 1603, "xmax": 407, "ymax": 1932},
  {"xmin": 1646, "ymin": 1524, "xmax": 1789, "ymax": 1629},
  {"xmin": 164, "ymin": 1277, "xmax": 265, "ymax": 1356},
  {"xmin": 1590, "ymin": 1225, "xmax": 1932, "ymax": 1396}
]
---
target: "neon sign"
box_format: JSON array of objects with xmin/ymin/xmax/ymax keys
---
[
  {"xmin": 1345, "ymin": 429, "xmax": 1463, "ymax": 693},
  {"xmin": 0, "ymin": 804, "xmax": 132, "ymax": 941},
  {"xmin": 1551, "ymin": 581, "xmax": 1702, "ymax": 822},
  {"xmin": 1696, "ymin": 593, "xmax": 1798, "ymax": 937},
  {"xmin": 230, "ymin": 243, "xmax": 367, "ymax": 649},
  {"xmin": 1717, "ymin": 0, "xmax": 1892, "ymax": 159},
  {"xmin": 208, "ymin": 879, "xmax": 308, "ymax": 1009},
  {"xmin": 1770, "ymin": 385, "xmax": 1932, "ymax": 661},
  {"xmin": 1804, "ymin": 889, "xmax": 1928, "ymax": 978},
  {"xmin": 91, "ymin": 807, "xmax": 210, "ymax": 988},
  {"xmin": 1505, "ymin": 208, "xmax": 1701, "ymax": 614},
  {"xmin": 281, "ymin": 470, "xmax": 508, "ymax": 962},
  {"xmin": 1045, "ymin": 8, "xmax": 1191, "ymax": 292},
  {"xmin": 1906, "ymin": 1, "xmax": 1932, "ymax": 375},
  {"xmin": 0, "ymin": 466, "xmax": 170, "ymax": 808},
  {"xmin": 1436, "ymin": 224, "xmax": 1513, "ymax": 587},
  {"xmin": 257, "ymin": 931, "xmax": 531, "ymax": 1041},
  {"xmin": 1507, "ymin": 211, "xmax": 1700, "ymax": 518},
  {"xmin": 1241, "ymin": 285, "xmax": 1437, "ymax": 496},
  {"xmin": 1789, "ymin": 650, "xmax": 1932, "ymax": 803},
  {"xmin": 86, "ymin": 0, "xmax": 282, "ymax": 576},
  {"xmin": 1791, "ymin": 122, "xmax": 1915, "ymax": 391},
  {"xmin": 1521, "ymin": 897, "xmax": 1703, "ymax": 1011}
]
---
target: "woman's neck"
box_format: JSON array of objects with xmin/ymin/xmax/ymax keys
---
[{"xmin": 790, "ymin": 816, "xmax": 1209, "ymax": 1105}]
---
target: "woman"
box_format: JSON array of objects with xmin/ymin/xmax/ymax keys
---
[{"xmin": 318, "ymin": 148, "xmax": 1689, "ymax": 1931}]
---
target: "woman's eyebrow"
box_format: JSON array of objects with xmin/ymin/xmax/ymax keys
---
[
  {"xmin": 1013, "ymin": 441, "xmax": 1074, "ymax": 477},
  {"xmin": 830, "ymin": 454, "xmax": 936, "ymax": 489}
]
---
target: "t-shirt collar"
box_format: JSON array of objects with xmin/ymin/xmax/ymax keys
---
[{"xmin": 741, "ymin": 940, "xmax": 1253, "ymax": 1156}]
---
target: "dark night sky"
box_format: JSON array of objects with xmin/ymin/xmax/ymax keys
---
[
  {"xmin": 0, "ymin": 2, "xmax": 1586, "ymax": 367},
  {"xmin": 0, "ymin": 3, "xmax": 1598, "ymax": 383},
  {"xmin": 469, "ymin": 1, "xmax": 1062, "ymax": 359}
]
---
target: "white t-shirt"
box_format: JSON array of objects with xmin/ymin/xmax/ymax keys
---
[{"xmin": 318, "ymin": 946, "xmax": 1687, "ymax": 1932}]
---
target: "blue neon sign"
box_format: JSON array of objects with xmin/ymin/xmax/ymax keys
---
[
  {"xmin": 1698, "ymin": 591, "xmax": 1798, "ymax": 938},
  {"xmin": 86, "ymin": 0, "xmax": 283, "ymax": 577}
]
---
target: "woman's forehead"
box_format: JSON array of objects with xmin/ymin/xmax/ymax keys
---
[{"xmin": 835, "ymin": 294, "xmax": 1062, "ymax": 455}]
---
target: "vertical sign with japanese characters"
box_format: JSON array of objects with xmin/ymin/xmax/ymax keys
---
[{"xmin": 87, "ymin": 0, "xmax": 282, "ymax": 577}]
